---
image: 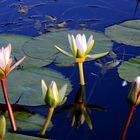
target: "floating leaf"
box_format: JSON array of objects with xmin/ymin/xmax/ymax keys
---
[
  {"xmin": 105, "ymin": 20, "xmax": 140, "ymax": 46},
  {"xmin": 22, "ymin": 30, "xmax": 113, "ymax": 66},
  {"xmin": 0, "ymin": 68, "xmax": 72, "ymax": 106},
  {"xmin": 4, "ymin": 111, "xmax": 53, "ymax": 131},
  {"xmin": 4, "ymin": 132, "xmax": 49, "ymax": 140},
  {"xmin": 0, "ymin": 34, "xmax": 42, "ymax": 68},
  {"xmin": 0, "ymin": 34, "xmax": 55, "ymax": 67},
  {"xmin": 118, "ymin": 56, "xmax": 140, "ymax": 82},
  {"xmin": 55, "ymin": 30, "xmax": 112, "ymax": 64},
  {"xmin": 0, "ymin": 34, "xmax": 31, "ymax": 55}
]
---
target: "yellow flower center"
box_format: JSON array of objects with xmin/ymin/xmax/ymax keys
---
[{"xmin": 76, "ymin": 57, "xmax": 85, "ymax": 63}]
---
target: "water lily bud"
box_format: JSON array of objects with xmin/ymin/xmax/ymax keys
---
[
  {"xmin": 0, "ymin": 115, "xmax": 6, "ymax": 140},
  {"xmin": 41, "ymin": 80, "xmax": 67, "ymax": 107},
  {"xmin": 128, "ymin": 76, "xmax": 140, "ymax": 105},
  {"xmin": 0, "ymin": 43, "xmax": 26, "ymax": 79}
]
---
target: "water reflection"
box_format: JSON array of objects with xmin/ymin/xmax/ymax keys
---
[
  {"xmin": 134, "ymin": 0, "xmax": 140, "ymax": 16},
  {"xmin": 55, "ymin": 85, "xmax": 107, "ymax": 130}
]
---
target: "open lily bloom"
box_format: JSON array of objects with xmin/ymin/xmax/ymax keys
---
[
  {"xmin": 55, "ymin": 34, "xmax": 108, "ymax": 63},
  {"xmin": 0, "ymin": 44, "xmax": 26, "ymax": 79},
  {"xmin": 128, "ymin": 76, "xmax": 140, "ymax": 105},
  {"xmin": 41, "ymin": 79, "xmax": 67, "ymax": 107}
]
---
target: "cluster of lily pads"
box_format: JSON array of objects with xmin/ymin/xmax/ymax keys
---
[
  {"xmin": 0, "ymin": 32, "xmax": 109, "ymax": 140},
  {"xmin": 0, "ymin": 20, "xmax": 140, "ymax": 139}
]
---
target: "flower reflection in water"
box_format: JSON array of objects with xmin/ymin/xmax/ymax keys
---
[{"xmin": 55, "ymin": 85, "xmax": 107, "ymax": 130}]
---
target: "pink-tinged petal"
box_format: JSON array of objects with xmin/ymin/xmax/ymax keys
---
[
  {"xmin": 8, "ymin": 58, "xmax": 12, "ymax": 66},
  {"xmin": 10, "ymin": 56, "xmax": 26, "ymax": 71},
  {"xmin": 135, "ymin": 77, "xmax": 140, "ymax": 93},
  {"xmin": 0, "ymin": 48, "xmax": 6, "ymax": 70},
  {"xmin": 5, "ymin": 58, "xmax": 12, "ymax": 76},
  {"xmin": 87, "ymin": 35, "xmax": 93, "ymax": 47},
  {"xmin": 4, "ymin": 44, "xmax": 11, "ymax": 65}
]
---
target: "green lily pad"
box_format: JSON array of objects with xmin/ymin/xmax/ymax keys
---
[
  {"xmin": 4, "ymin": 132, "xmax": 49, "ymax": 140},
  {"xmin": 105, "ymin": 20, "xmax": 140, "ymax": 46},
  {"xmin": 0, "ymin": 34, "xmax": 42, "ymax": 68},
  {"xmin": 0, "ymin": 34, "xmax": 31, "ymax": 55},
  {"xmin": 4, "ymin": 111, "xmax": 53, "ymax": 131},
  {"xmin": 0, "ymin": 34, "xmax": 54, "ymax": 67},
  {"xmin": 0, "ymin": 68, "xmax": 72, "ymax": 106},
  {"xmin": 23, "ymin": 30, "xmax": 113, "ymax": 65},
  {"xmin": 118, "ymin": 56, "xmax": 140, "ymax": 82}
]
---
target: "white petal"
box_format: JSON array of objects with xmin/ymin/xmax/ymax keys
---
[
  {"xmin": 135, "ymin": 76, "xmax": 140, "ymax": 93},
  {"xmin": 41, "ymin": 79, "xmax": 48, "ymax": 99},
  {"xmin": 51, "ymin": 81, "xmax": 59, "ymax": 102},
  {"xmin": 58, "ymin": 84, "xmax": 67, "ymax": 101},
  {"xmin": 81, "ymin": 34, "xmax": 87, "ymax": 52},
  {"xmin": 76, "ymin": 34, "xmax": 82, "ymax": 43},
  {"xmin": 4, "ymin": 43, "xmax": 11, "ymax": 65},
  {"xmin": 87, "ymin": 35, "xmax": 93, "ymax": 47},
  {"xmin": 75, "ymin": 34, "xmax": 85, "ymax": 53},
  {"xmin": 0, "ymin": 47, "xmax": 6, "ymax": 70}
]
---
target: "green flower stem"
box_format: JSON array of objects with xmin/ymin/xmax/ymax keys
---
[
  {"xmin": 1, "ymin": 79, "xmax": 16, "ymax": 132},
  {"xmin": 78, "ymin": 62, "xmax": 85, "ymax": 85},
  {"xmin": 40, "ymin": 106, "xmax": 55, "ymax": 136}
]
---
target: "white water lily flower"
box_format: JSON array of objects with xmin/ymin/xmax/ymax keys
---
[
  {"xmin": 0, "ymin": 43, "xmax": 26, "ymax": 79},
  {"xmin": 128, "ymin": 76, "xmax": 140, "ymax": 105},
  {"xmin": 68, "ymin": 34, "xmax": 94, "ymax": 56},
  {"xmin": 55, "ymin": 33, "xmax": 108, "ymax": 63},
  {"xmin": 41, "ymin": 79, "xmax": 67, "ymax": 107}
]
